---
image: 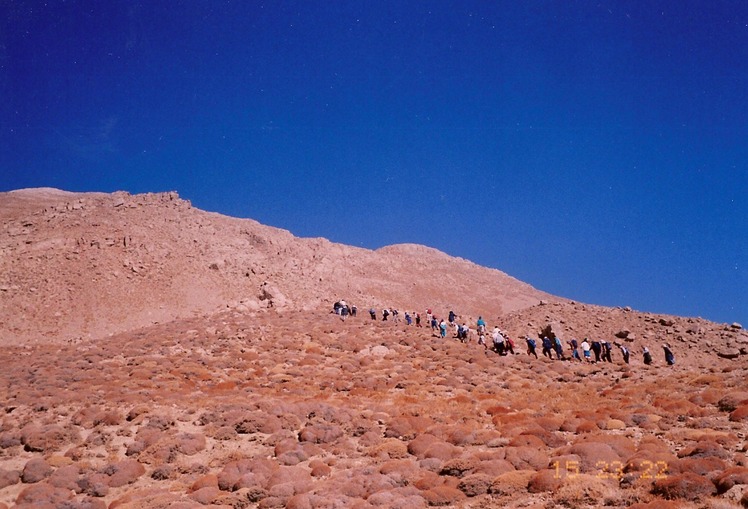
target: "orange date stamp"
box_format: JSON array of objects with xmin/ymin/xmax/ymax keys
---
[{"xmin": 552, "ymin": 460, "xmax": 669, "ymax": 480}]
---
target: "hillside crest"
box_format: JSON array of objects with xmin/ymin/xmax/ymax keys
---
[{"xmin": 0, "ymin": 188, "xmax": 553, "ymax": 344}]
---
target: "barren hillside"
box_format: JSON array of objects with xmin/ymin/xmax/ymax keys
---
[
  {"xmin": 0, "ymin": 189, "xmax": 554, "ymax": 345},
  {"xmin": 0, "ymin": 188, "xmax": 746, "ymax": 509}
]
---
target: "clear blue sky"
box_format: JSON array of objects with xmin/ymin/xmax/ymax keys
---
[{"xmin": 2, "ymin": 1, "xmax": 746, "ymax": 325}]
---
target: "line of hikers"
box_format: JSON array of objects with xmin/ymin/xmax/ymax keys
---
[
  {"xmin": 342, "ymin": 303, "xmax": 676, "ymax": 366},
  {"xmin": 532, "ymin": 336, "xmax": 675, "ymax": 366}
]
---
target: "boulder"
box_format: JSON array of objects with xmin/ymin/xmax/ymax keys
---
[{"xmin": 717, "ymin": 347, "xmax": 742, "ymax": 359}]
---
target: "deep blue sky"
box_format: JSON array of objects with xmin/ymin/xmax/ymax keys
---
[{"xmin": 2, "ymin": 1, "xmax": 747, "ymax": 325}]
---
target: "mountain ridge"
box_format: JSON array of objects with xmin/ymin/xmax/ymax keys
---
[{"xmin": 0, "ymin": 188, "xmax": 556, "ymax": 345}]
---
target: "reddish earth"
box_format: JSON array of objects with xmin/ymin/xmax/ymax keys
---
[{"xmin": 0, "ymin": 189, "xmax": 746, "ymax": 509}]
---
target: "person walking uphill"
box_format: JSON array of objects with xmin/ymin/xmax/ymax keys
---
[
  {"xmin": 601, "ymin": 341, "xmax": 613, "ymax": 363},
  {"xmin": 541, "ymin": 336, "xmax": 553, "ymax": 359},
  {"xmin": 568, "ymin": 338, "xmax": 581, "ymax": 361},
  {"xmin": 591, "ymin": 339, "xmax": 602, "ymax": 363},
  {"xmin": 476, "ymin": 316, "xmax": 486, "ymax": 335},
  {"xmin": 663, "ymin": 343, "xmax": 675, "ymax": 365},
  {"xmin": 581, "ymin": 338, "xmax": 592, "ymax": 362},
  {"xmin": 553, "ymin": 337, "xmax": 565, "ymax": 360},
  {"xmin": 525, "ymin": 336, "xmax": 538, "ymax": 359},
  {"xmin": 642, "ymin": 346, "xmax": 653, "ymax": 365},
  {"xmin": 439, "ymin": 319, "xmax": 447, "ymax": 338},
  {"xmin": 616, "ymin": 343, "xmax": 630, "ymax": 364}
]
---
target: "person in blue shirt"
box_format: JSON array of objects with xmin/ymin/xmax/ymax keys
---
[
  {"xmin": 476, "ymin": 316, "xmax": 486, "ymax": 332},
  {"xmin": 567, "ymin": 338, "xmax": 581, "ymax": 361},
  {"xmin": 439, "ymin": 320, "xmax": 447, "ymax": 338},
  {"xmin": 541, "ymin": 337, "xmax": 553, "ymax": 359},
  {"xmin": 525, "ymin": 336, "xmax": 538, "ymax": 358}
]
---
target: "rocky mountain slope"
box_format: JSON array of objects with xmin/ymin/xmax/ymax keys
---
[
  {"xmin": 0, "ymin": 188, "xmax": 746, "ymax": 509},
  {"xmin": 0, "ymin": 189, "xmax": 553, "ymax": 345}
]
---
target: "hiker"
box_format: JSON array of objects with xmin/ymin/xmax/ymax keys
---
[
  {"xmin": 350, "ymin": 305, "xmax": 357, "ymax": 317},
  {"xmin": 663, "ymin": 343, "xmax": 675, "ymax": 365},
  {"xmin": 333, "ymin": 301, "xmax": 342, "ymax": 314},
  {"xmin": 601, "ymin": 341, "xmax": 613, "ymax": 363},
  {"xmin": 615, "ymin": 342, "xmax": 630, "ymax": 364},
  {"xmin": 642, "ymin": 346, "xmax": 653, "ymax": 365},
  {"xmin": 553, "ymin": 337, "xmax": 565, "ymax": 360},
  {"xmin": 492, "ymin": 328, "xmax": 504, "ymax": 354},
  {"xmin": 382, "ymin": 308, "xmax": 390, "ymax": 321},
  {"xmin": 476, "ymin": 316, "xmax": 486, "ymax": 335},
  {"xmin": 493, "ymin": 333, "xmax": 506, "ymax": 355},
  {"xmin": 448, "ymin": 310, "xmax": 456, "ymax": 324},
  {"xmin": 439, "ymin": 319, "xmax": 447, "ymax": 338},
  {"xmin": 541, "ymin": 336, "xmax": 554, "ymax": 359},
  {"xmin": 525, "ymin": 336, "xmax": 538, "ymax": 358},
  {"xmin": 431, "ymin": 316, "xmax": 438, "ymax": 332},
  {"xmin": 567, "ymin": 338, "xmax": 581, "ymax": 361},
  {"xmin": 478, "ymin": 330, "xmax": 487, "ymax": 349},
  {"xmin": 369, "ymin": 308, "xmax": 377, "ymax": 320},
  {"xmin": 581, "ymin": 338, "xmax": 592, "ymax": 362},
  {"xmin": 415, "ymin": 313, "xmax": 421, "ymax": 327},
  {"xmin": 392, "ymin": 309, "xmax": 400, "ymax": 322},
  {"xmin": 591, "ymin": 339, "xmax": 602, "ymax": 363},
  {"xmin": 457, "ymin": 323, "xmax": 468, "ymax": 342},
  {"xmin": 340, "ymin": 304, "xmax": 349, "ymax": 321},
  {"xmin": 405, "ymin": 312, "xmax": 412, "ymax": 326},
  {"xmin": 505, "ymin": 335, "xmax": 516, "ymax": 355}
]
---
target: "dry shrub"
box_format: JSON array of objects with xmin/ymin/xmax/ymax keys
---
[
  {"xmin": 690, "ymin": 374, "xmax": 723, "ymax": 386},
  {"xmin": 489, "ymin": 469, "xmax": 534, "ymax": 496},
  {"xmin": 730, "ymin": 405, "xmax": 748, "ymax": 422},
  {"xmin": 553, "ymin": 473, "xmax": 622, "ymax": 507},
  {"xmin": 366, "ymin": 439, "xmax": 409, "ymax": 459},
  {"xmin": 700, "ymin": 500, "xmax": 744, "ymax": 509}
]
